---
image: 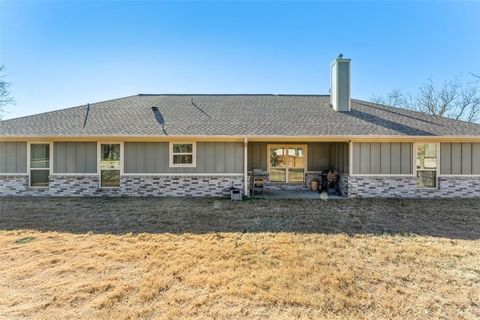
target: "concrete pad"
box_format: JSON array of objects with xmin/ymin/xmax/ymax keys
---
[{"xmin": 255, "ymin": 190, "xmax": 345, "ymax": 200}]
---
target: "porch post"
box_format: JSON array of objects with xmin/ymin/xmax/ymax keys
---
[
  {"xmin": 244, "ymin": 138, "xmax": 249, "ymax": 197},
  {"xmin": 348, "ymin": 140, "xmax": 353, "ymax": 175}
]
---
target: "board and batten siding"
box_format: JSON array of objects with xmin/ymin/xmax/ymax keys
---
[
  {"xmin": 0, "ymin": 141, "xmax": 27, "ymax": 173},
  {"xmin": 124, "ymin": 142, "xmax": 244, "ymax": 174},
  {"xmin": 53, "ymin": 142, "xmax": 97, "ymax": 173},
  {"xmin": 440, "ymin": 143, "xmax": 480, "ymax": 175},
  {"xmin": 352, "ymin": 142, "xmax": 412, "ymax": 175},
  {"xmin": 248, "ymin": 142, "xmax": 349, "ymax": 173},
  {"xmin": 330, "ymin": 143, "xmax": 349, "ymax": 173}
]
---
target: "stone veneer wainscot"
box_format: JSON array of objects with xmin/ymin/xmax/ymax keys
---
[
  {"xmin": 347, "ymin": 175, "xmax": 480, "ymax": 198},
  {"xmin": 0, "ymin": 175, "xmax": 244, "ymax": 197}
]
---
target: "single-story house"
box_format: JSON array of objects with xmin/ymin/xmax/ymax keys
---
[{"xmin": 1, "ymin": 55, "xmax": 480, "ymax": 198}]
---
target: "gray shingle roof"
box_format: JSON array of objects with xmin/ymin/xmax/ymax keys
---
[{"xmin": 1, "ymin": 94, "xmax": 480, "ymax": 137}]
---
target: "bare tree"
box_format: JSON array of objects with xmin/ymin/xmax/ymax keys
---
[
  {"xmin": 371, "ymin": 88, "xmax": 410, "ymax": 109},
  {"xmin": 371, "ymin": 76, "xmax": 480, "ymax": 123},
  {"xmin": 0, "ymin": 65, "xmax": 15, "ymax": 119}
]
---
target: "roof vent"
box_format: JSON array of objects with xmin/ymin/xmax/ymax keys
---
[{"xmin": 151, "ymin": 106, "xmax": 167, "ymax": 135}]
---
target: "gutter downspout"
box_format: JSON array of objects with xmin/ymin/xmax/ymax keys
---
[{"xmin": 244, "ymin": 138, "xmax": 249, "ymax": 197}]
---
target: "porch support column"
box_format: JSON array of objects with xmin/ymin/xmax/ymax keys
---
[
  {"xmin": 244, "ymin": 138, "xmax": 249, "ymax": 197},
  {"xmin": 348, "ymin": 140, "xmax": 353, "ymax": 175}
]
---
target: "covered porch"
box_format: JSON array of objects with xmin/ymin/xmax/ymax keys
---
[{"xmin": 246, "ymin": 141, "xmax": 350, "ymax": 198}]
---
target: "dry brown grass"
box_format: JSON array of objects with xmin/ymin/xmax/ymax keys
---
[{"xmin": 1, "ymin": 230, "xmax": 479, "ymax": 319}]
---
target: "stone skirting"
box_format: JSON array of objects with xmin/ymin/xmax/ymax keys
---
[
  {"xmin": 120, "ymin": 175, "xmax": 244, "ymax": 197},
  {"xmin": 339, "ymin": 174, "xmax": 348, "ymax": 197},
  {"xmin": 4, "ymin": 174, "xmax": 479, "ymax": 198},
  {"xmin": 347, "ymin": 175, "xmax": 480, "ymax": 198},
  {"xmin": 0, "ymin": 175, "xmax": 244, "ymax": 197}
]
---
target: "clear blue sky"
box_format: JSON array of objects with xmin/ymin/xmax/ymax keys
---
[{"xmin": 1, "ymin": 1, "xmax": 479, "ymax": 119}]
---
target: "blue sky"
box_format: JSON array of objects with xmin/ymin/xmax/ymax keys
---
[{"xmin": 1, "ymin": 1, "xmax": 479, "ymax": 119}]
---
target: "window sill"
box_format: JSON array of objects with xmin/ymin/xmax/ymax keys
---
[{"xmin": 169, "ymin": 165, "xmax": 196, "ymax": 168}]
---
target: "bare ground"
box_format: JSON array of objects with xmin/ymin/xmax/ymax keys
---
[{"xmin": 0, "ymin": 197, "xmax": 479, "ymax": 319}]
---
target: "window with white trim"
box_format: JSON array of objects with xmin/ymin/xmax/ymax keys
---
[
  {"xmin": 100, "ymin": 143, "xmax": 121, "ymax": 187},
  {"xmin": 416, "ymin": 143, "xmax": 438, "ymax": 188},
  {"xmin": 30, "ymin": 143, "xmax": 51, "ymax": 187},
  {"xmin": 170, "ymin": 143, "xmax": 196, "ymax": 167}
]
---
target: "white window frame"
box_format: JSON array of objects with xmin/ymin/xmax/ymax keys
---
[
  {"xmin": 414, "ymin": 142, "xmax": 440, "ymax": 189},
  {"xmin": 27, "ymin": 141, "xmax": 53, "ymax": 188},
  {"xmin": 169, "ymin": 142, "xmax": 196, "ymax": 168},
  {"xmin": 267, "ymin": 144, "xmax": 308, "ymax": 183},
  {"xmin": 97, "ymin": 142, "xmax": 124, "ymax": 188}
]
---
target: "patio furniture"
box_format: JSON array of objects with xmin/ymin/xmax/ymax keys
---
[{"xmin": 251, "ymin": 169, "xmax": 268, "ymax": 195}]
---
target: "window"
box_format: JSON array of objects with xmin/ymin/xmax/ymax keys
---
[
  {"xmin": 268, "ymin": 145, "xmax": 306, "ymax": 183},
  {"xmin": 170, "ymin": 143, "xmax": 196, "ymax": 167},
  {"xmin": 416, "ymin": 143, "xmax": 438, "ymax": 188},
  {"xmin": 30, "ymin": 143, "xmax": 51, "ymax": 187},
  {"xmin": 100, "ymin": 144, "xmax": 121, "ymax": 187}
]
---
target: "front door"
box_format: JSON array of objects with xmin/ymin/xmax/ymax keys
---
[{"xmin": 268, "ymin": 145, "xmax": 306, "ymax": 183}]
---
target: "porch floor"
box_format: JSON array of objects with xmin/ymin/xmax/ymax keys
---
[{"xmin": 252, "ymin": 190, "xmax": 345, "ymax": 200}]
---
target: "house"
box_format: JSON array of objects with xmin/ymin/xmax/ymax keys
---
[{"xmin": 1, "ymin": 55, "xmax": 480, "ymax": 198}]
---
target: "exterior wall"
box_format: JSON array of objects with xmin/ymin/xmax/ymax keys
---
[
  {"xmin": 0, "ymin": 174, "xmax": 243, "ymax": 197},
  {"xmin": 125, "ymin": 142, "xmax": 244, "ymax": 174},
  {"xmin": 348, "ymin": 175, "xmax": 480, "ymax": 198},
  {"xmin": 440, "ymin": 143, "xmax": 480, "ymax": 175},
  {"xmin": 0, "ymin": 175, "xmax": 31, "ymax": 196},
  {"xmin": 53, "ymin": 142, "xmax": 97, "ymax": 174},
  {"xmin": 247, "ymin": 142, "xmax": 269, "ymax": 171},
  {"xmin": 0, "ymin": 141, "xmax": 27, "ymax": 173},
  {"xmin": 352, "ymin": 142, "xmax": 412, "ymax": 175},
  {"xmin": 339, "ymin": 174, "xmax": 348, "ymax": 197},
  {"xmin": 330, "ymin": 143, "xmax": 349, "ymax": 173}
]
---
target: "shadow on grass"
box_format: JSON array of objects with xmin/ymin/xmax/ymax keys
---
[{"xmin": 0, "ymin": 197, "xmax": 479, "ymax": 240}]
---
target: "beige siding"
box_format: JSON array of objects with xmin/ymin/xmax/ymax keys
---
[
  {"xmin": 124, "ymin": 142, "xmax": 243, "ymax": 174},
  {"xmin": 330, "ymin": 142, "xmax": 349, "ymax": 173},
  {"xmin": 308, "ymin": 143, "xmax": 331, "ymax": 171},
  {"xmin": 0, "ymin": 141, "xmax": 27, "ymax": 173},
  {"xmin": 352, "ymin": 142, "xmax": 412, "ymax": 175},
  {"xmin": 53, "ymin": 142, "xmax": 97, "ymax": 173},
  {"xmin": 441, "ymin": 143, "xmax": 480, "ymax": 175}
]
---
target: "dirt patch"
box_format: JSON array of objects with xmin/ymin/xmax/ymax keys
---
[{"xmin": 1, "ymin": 197, "xmax": 479, "ymax": 239}]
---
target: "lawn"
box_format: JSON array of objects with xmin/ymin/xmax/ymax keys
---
[{"xmin": 0, "ymin": 197, "xmax": 479, "ymax": 319}]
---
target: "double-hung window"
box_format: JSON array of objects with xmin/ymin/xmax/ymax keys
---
[
  {"xmin": 170, "ymin": 143, "xmax": 196, "ymax": 167},
  {"xmin": 30, "ymin": 143, "xmax": 51, "ymax": 187},
  {"xmin": 416, "ymin": 143, "xmax": 438, "ymax": 188},
  {"xmin": 100, "ymin": 143, "xmax": 121, "ymax": 187}
]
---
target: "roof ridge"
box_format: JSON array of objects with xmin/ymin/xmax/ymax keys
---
[{"xmin": 138, "ymin": 93, "xmax": 330, "ymax": 97}]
